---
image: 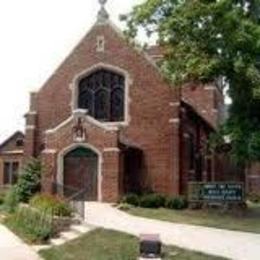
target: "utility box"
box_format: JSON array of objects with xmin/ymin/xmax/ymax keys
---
[{"xmin": 139, "ymin": 234, "xmax": 161, "ymax": 258}]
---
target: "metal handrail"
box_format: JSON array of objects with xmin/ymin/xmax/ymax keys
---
[
  {"xmin": 67, "ymin": 187, "xmax": 88, "ymax": 201},
  {"xmin": 42, "ymin": 178, "xmax": 87, "ymax": 220},
  {"xmin": 66, "ymin": 187, "xmax": 88, "ymax": 220}
]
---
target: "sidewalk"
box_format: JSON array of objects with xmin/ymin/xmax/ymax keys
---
[
  {"xmin": 85, "ymin": 203, "xmax": 260, "ymax": 260},
  {"xmin": 0, "ymin": 225, "xmax": 41, "ymax": 260}
]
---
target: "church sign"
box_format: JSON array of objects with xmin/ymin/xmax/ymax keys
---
[{"xmin": 188, "ymin": 182, "xmax": 245, "ymax": 203}]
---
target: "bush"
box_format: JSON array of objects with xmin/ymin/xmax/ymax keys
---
[
  {"xmin": 117, "ymin": 203, "xmax": 134, "ymax": 211},
  {"xmin": 139, "ymin": 194, "xmax": 166, "ymax": 208},
  {"xmin": 0, "ymin": 189, "xmax": 8, "ymax": 205},
  {"xmin": 30, "ymin": 194, "xmax": 73, "ymax": 217},
  {"xmin": 121, "ymin": 194, "xmax": 140, "ymax": 206},
  {"xmin": 16, "ymin": 159, "xmax": 42, "ymax": 203},
  {"xmin": 121, "ymin": 193, "xmax": 188, "ymax": 210},
  {"xmin": 165, "ymin": 196, "xmax": 188, "ymax": 210},
  {"xmin": 5, "ymin": 206, "xmax": 53, "ymax": 244},
  {"xmin": 3, "ymin": 186, "xmax": 19, "ymax": 213},
  {"xmin": 247, "ymin": 193, "xmax": 260, "ymax": 203}
]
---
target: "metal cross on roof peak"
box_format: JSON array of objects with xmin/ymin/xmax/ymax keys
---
[
  {"xmin": 97, "ymin": 0, "xmax": 109, "ymax": 24},
  {"xmin": 99, "ymin": 0, "xmax": 107, "ymax": 6}
]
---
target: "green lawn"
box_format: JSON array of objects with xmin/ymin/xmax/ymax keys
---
[
  {"xmin": 125, "ymin": 202, "xmax": 260, "ymax": 234},
  {"xmin": 40, "ymin": 229, "xmax": 227, "ymax": 260}
]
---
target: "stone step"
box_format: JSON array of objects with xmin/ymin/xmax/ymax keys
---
[
  {"xmin": 48, "ymin": 224, "xmax": 95, "ymax": 247},
  {"xmin": 50, "ymin": 237, "xmax": 67, "ymax": 246},
  {"xmin": 60, "ymin": 231, "xmax": 79, "ymax": 241},
  {"xmin": 32, "ymin": 245, "xmax": 52, "ymax": 252},
  {"xmin": 70, "ymin": 224, "xmax": 94, "ymax": 234}
]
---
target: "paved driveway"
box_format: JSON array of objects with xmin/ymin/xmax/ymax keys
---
[
  {"xmin": 85, "ymin": 203, "xmax": 260, "ymax": 260},
  {"xmin": 0, "ymin": 225, "xmax": 41, "ymax": 260}
]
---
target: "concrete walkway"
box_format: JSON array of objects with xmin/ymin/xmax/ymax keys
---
[
  {"xmin": 0, "ymin": 224, "xmax": 41, "ymax": 260},
  {"xmin": 85, "ymin": 203, "xmax": 260, "ymax": 260}
]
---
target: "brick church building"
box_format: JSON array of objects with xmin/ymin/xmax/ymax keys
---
[{"xmin": 1, "ymin": 2, "xmax": 247, "ymax": 202}]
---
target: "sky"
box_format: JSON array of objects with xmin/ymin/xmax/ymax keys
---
[{"xmin": 0, "ymin": 0, "xmax": 145, "ymax": 143}]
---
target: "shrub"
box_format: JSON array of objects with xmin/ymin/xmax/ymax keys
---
[
  {"xmin": 247, "ymin": 193, "xmax": 260, "ymax": 203},
  {"xmin": 165, "ymin": 196, "xmax": 188, "ymax": 210},
  {"xmin": 118, "ymin": 203, "xmax": 134, "ymax": 211},
  {"xmin": 139, "ymin": 194, "xmax": 166, "ymax": 208},
  {"xmin": 30, "ymin": 194, "xmax": 73, "ymax": 217},
  {"xmin": 3, "ymin": 186, "xmax": 19, "ymax": 213},
  {"xmin": 0, "ymin": 189, "xmax": 8, "ymax": 205},
  {"xmin": 16, "ymin": 159, "xmax": 42, "ymax": 203},
  {"xmin": 5, "ymin": 206, "xmax": 53, "ymax": 244},
  {"xmin": 121, "ymin": 194, "xmax": 140, "ymax": 207}
]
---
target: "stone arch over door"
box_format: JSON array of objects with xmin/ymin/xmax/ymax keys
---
[{"xmin": 57, "ymin": 144, "xmax": 102, "ymax": 201}]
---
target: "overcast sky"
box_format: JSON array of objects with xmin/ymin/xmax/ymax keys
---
[{"xmin": 0, "ymin": 0, "xmax": 146, "ymax": 143}]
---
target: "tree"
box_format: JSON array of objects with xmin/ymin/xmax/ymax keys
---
[
  {"xmin": 122, "ymin": 0, "xmax": 260, "ymax": 164},
  {"xmin": 15, "ymin": 159, "xmax": 42, "ymax": 202}
]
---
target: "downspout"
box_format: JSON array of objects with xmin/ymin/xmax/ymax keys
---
[{"xmin": 178, "ymin": 85, "xmax": 183, "ymax": 195}]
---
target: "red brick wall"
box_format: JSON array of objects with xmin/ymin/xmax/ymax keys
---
[
  {"xmin": 247, "ymin": 163, "xmax": 260, "ymax": 195},
  {"xmin": 25, "ymin": 22, "xmax": 181, "ymax": 201},
  {"xmin": 213, "ymin": 154, "xmax": 244, "ymax": 182},
  {"xmin": 0, "ymin": 132, "xmax": 24, "ymax": 186},
  {"xmin": 180, "ymin": 106, "xmax": 212, "ymax": 194}
]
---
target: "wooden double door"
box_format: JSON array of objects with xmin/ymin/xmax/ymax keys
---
[{"xmin": 63, "ymin": 147, "xmax": 98, "ymax": 201}]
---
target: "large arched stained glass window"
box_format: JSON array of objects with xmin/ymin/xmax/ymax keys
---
[
  {"xmin": 111, "ymin": 88, "xmax": 124, "ymax": 120},
  {"xmin": 78, "ymin": 69, "xmax": 125, "ymax": 122},
  {"xmin": 95, "ymin": 89, "xmax": 109, "ymax": 120}
]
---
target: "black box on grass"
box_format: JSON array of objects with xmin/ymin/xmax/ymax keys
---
[{"xmin": 139, "ymin": 234, "xmax": 161, "ymax": 258}]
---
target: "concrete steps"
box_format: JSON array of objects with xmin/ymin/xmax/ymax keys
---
[
  {"xmin": 50, "ymin": 237, "xmax": 66, "ymax": 246},
  {"xmin": 31, "ymin": 244, "xmax": 52, "ymax": 253},
  {"xmin": 32, "ymin": 223, "xmax": 96, "ymax": 252},
  {"xmin": 49, "ymin": 223, "xmax": 95, "ymax": 247},
  {"xmin": 70, "ymin": 224, "xmax": 94, "ymax": 234},
  {"xmin": 60, "ymin": 230, "xmax": 79, "ymax": 240}
]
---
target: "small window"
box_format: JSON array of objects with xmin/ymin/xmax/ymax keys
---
[
  {"xmin": 3, "ymin": 162, "xmax": 19, "ymax": 185},
  {"xmin": 39, "ymin": 143, "xmax": 46, "ymax": 152},
  {"xmin": 12, "ymin": 162, "xmax": 19, "ymax": 184},
  {"xmin": 96, "ymin": 36, "xmax": 105, "ymax": 52},
  {"xmin": 3, "ymin": 162, "xmax": 11, "ymax": 185},
  {"xmin": 16, "ymin": 139, "xmax": 24, "ymax": 147}
]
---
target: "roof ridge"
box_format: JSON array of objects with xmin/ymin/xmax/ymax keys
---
[{"xmin": 0, "ymin": 131, "xmax": 24, "ymax": 151}]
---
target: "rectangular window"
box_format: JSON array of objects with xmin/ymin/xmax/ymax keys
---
[
  {"xmin": 3, "ymin": 161, "xmax": 19, "ymax": 185},
  {"xmin": 4, "ymin": 162, "xmax": 11, "ymax": 185},
  {"xmin": 12, "ymin": 162, "xmax": 19, "ymax": 184}
]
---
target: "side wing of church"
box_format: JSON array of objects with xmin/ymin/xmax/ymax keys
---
[
  {"xmin": 1, "ymin": 4, "xmax": 237, "ymax": 202},
  {"xmin": 0, "ymin": 131, "xmax": 24, "ymax": 186}
]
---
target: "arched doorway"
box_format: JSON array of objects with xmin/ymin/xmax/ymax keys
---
[{"xmin": 63, "ymin": 146, "xmax": 98, "ymax": 201}]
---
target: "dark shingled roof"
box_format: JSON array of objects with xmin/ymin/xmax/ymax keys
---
[
  {"xmin": 181, "ymin": 100, "xmax": 215, "ymax": 132},
  {"xmin": 0, "ymin": 131, "xmax": 24, "ymax": 152}
]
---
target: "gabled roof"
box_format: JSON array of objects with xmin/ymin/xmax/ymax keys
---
[
  {"xmin": 36, "ymin": 7, "xmax": 168, "ymax": 94},
  {"xmin": 0, "ymin": 131, "xmax": 24, "ymax": 152},
  {"xmin": 181, "ymin": 100, "xmax": 215, "ymax": 132}
]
